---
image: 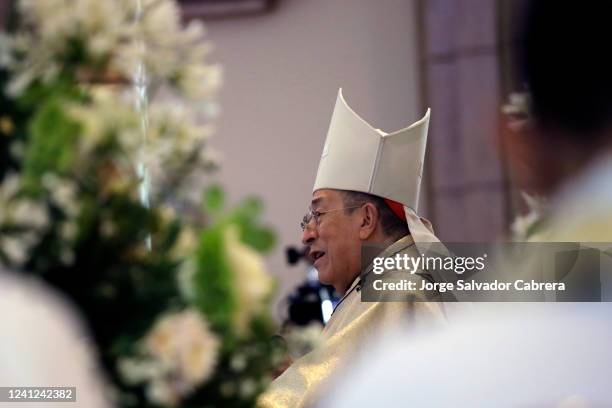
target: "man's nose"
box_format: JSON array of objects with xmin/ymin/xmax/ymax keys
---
[{"xmin": 301, "ymin": 225, "xmax": 317, "ymax": 245}]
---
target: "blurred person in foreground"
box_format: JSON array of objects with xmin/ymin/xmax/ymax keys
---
[
  {"xmin": 257, "ymin": 90, "xmax": 451, "ymax": 408},
  {"xmin": 319, "ymin": 1, "xmax": 612, "ymax": 406},
  {"xmin": 0, "ymin": 268, "xmax": 110, "ymax": 408}
]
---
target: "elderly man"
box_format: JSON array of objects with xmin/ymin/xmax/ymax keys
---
[
  {"xmin": 258, "ymin": 90, "xmax": 449, "ymax": 408},
  {"xmin": 303, "ymin": 189, "xmax": 411, "ymax": 294}
]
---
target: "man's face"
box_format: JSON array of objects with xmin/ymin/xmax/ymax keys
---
[{"xmin": 301, "ymin": 189, "xmax": 363, "ymax": 294}]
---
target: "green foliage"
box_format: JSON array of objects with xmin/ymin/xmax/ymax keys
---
[
  {"xmin": 202, "ymin": 184, "xmax": 225, "ymax": 213},
  {"xmin": 193, "ymin": 224, "xmax": 236, "ymax": 335},
  {"xmin": 230, "ymin": 197, "xmax": 276, "ymax": 253},
  {"xmin": 194, "ymin": 185, "xmax": 278, "ymax": 335},
  {"xmin": 24, "ymin": 97, "xmax": 81, "ymax": 183},
  {"xmin": 0, "ymin": 95, "xmax": 281, "ymax": 407}
]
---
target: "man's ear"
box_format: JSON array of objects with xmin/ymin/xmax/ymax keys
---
[{"xmin": 358, "ymin": 203, "xmax": 379, "ymax": 240}]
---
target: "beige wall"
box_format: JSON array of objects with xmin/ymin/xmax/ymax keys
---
[
  {"xmin": 421, "ymin": 0, "xmax": 510, "ymax": 242},
  {"xmin": 202, "ymin": 0, "xmax": 423, "ymax": 312}
]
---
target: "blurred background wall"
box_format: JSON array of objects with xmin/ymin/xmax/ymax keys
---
[
  {"xmin": 421, "ymin": 0, "xmax": 527, "ymax": 243},
  {"xmin": 422, "ymin": 0, "xmax": 506, "ymax": 242}
]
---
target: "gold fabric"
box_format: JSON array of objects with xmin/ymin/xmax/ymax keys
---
[{"xmin": 257, "ymin": 235, "xmax": 448, "ymax": 408}]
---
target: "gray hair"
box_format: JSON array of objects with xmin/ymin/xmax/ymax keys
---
[{"xmin": 340, "ymin": 190, "xmax": 409, "ymax": 241}]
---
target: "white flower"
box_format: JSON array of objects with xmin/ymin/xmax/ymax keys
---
[
  {"xmin": 176, "ymin": 63, "xmax": 223, "ymax": 101},
  {"xmin": 118, "ymin": 309, "xmax": 220, "ymax": 406},
  {"xmin": 239, "ymin": 378, "xmax": 257, "ymax": 398},
  {"xmin": 172, "ymin": 229, "xmax": 199, "ymax": 299},
  {"xmin": 7, "ymin": 0, "xmax": 132, "ymax": 94},
  {"xmin": 11, "ymin": 200, "xmax": 49, "ymax": 230},
  {"xmin": 59, "ymin": 221, "xmax": 78, "ymax": 241},
  {"xmin": 64, "ymin": 88, "xmax": 217, "ymax": 201},
  {"xmin": 145, "ymin": 309, "xmax": 219, "ymax": 385},
  {"xmin": 0, "ymin": 173, "xmax": 21, "ymax": 206},
  {"xmin": 0, "ymin": 174, "xmax": 49, "ymax": 266},
  {"xmin": 142, "ymin": 99, "xmax": 216, "ymax": 198},
  {"xmin": 6, "ymin": 0, "xmax": 221, "ymax": 102},
  {"xmin": 199, "ymin": 146, "xmax": 224, "ymax": 169},
  {"xmin": 118, "ymin": 358, "xmax": 163, "ymax": 385},
  {"xmin": 229, "ymin": 353, "xmax": 247, "ymax": 372},
  {"xmin": 67, "ymin": 88, "xmax": 141, "ymax": 156},
  {"xmin": 177, "ymin": 259, "xmax": 197, "ymax": 301},
  {"xmin": 224, "ymin": 225, "xmax": 274, "ymax": 335},
  {"xmin": 42, "ymin": 174, "xmax": 80, "ymax": 218},
  {"xmin": 2, "ymin": 236, "xmax": 29, "ymax": 266},
  {"xmin": 147, "ymin": 378, "xmax": 180, "ymax": 407},
  {"xmin": 145, "ymin": 309, "xmax": 220, "ymax": 405}
]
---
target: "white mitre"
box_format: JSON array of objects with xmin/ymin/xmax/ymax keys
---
[
  {"xmin": 314, "ymin": 89, "xmax": 428, "ymax": 211},
  {"xmin": 313, "ymin": 89, "xmax": 442, "ymax": 252}
]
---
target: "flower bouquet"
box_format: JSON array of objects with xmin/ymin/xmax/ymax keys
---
[{"xmin": 0, "ymin": 0, "xmax": 283, "ymax": 406}]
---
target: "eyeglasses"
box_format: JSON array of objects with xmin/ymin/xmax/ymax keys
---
[{"xmin": 300, "ymin": 205, "xmax": 364, "ymax": 231}]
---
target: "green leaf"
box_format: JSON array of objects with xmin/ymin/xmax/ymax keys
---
[
  {"xmin": 22, "ymin": 97, "xmax": 81, "ymax": 186},
  {"xmin": 223, "ymin": 196, "xmax": 276, "ymax": 253},
  {"xmin": 239, "ymin": 225, "xmax": 276, "ymax": 253},
  {"xmin": 202, "ymin": 184, "xmax": 225, "ymax": 213},
  {"xmin": 192, "ymin": 225, "xmax": 235, "ymax": 335},
  {"xmin": 235, "ymin": 196, "xmax": 262, "ymax": 219}
]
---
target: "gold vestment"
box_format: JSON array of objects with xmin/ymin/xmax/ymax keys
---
[{"xmin": 258, "ymin": 235, "xmax": 448, "ymax": 407}]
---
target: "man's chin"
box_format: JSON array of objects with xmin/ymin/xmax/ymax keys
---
[{"xmin": 316, "ymin": 268, "xmax": 332, "ymax": 286}]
